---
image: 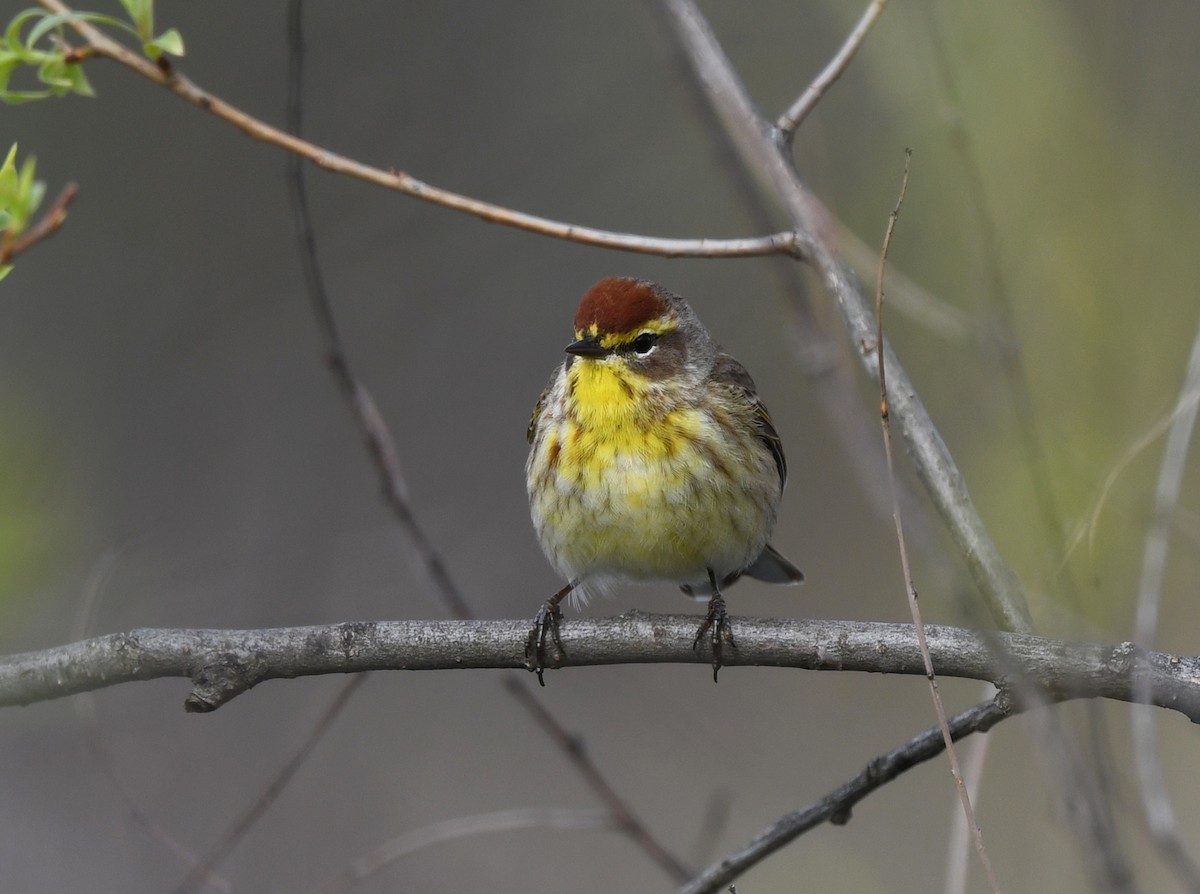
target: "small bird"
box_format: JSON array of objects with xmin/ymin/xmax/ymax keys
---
[{"xmin": 525, "ymin": 277, "xmax": 802, "ymax": 683}]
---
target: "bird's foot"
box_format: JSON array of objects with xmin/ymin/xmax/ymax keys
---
[
  {"xmin": 524, "ymin": 584, "xmax": 571, "ymax": 685},
  {"xmin": 692, "ymin": 592, "xmax": 736, "ymax": 682}
]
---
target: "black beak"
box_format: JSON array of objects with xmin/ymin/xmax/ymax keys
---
[{"xmin": 564, "ymin": 335, "xmax": 608, "ymax": 358}]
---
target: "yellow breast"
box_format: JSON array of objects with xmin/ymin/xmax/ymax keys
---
[
  {"xmin": 528, "ymin": 360, "xmax": 777, "ymax": 587},
  {"xmin": 565, "ymin": 360, "xmax": 697, "ymax": 476}
]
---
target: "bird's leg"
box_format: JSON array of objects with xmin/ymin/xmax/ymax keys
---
[
  {"xmin": 525, "ymin": 581, "xmax": 573, "ymax": 686},
  {"xmin": 692, "ymin": 569, "xmax": 736, "ymax": 682}
]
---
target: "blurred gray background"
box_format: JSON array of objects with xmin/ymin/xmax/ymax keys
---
[{"xmin": 3, "ymin": 1, "xmax": 1200, "ymax": 891}]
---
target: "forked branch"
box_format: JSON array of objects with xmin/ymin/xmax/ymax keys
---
[{"xmin": 657, "ymin": 0, "xmax": 1034, "ymax": 634}]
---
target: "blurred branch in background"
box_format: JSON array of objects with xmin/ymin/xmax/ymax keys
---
[
  {"xmin": 307, "ymin": 808, "xmax": 615, "ymax": 894},
  {"xmin": 174, "ymin": 674, "xmax": 369, "ymax": 894},
  {"xmin": 1131, "ymin": 315, "xmax": 1200, "ymax": 891},
  {"xmin": 839, "ymin": 228, "xmax": 974, "ymax": 343}
]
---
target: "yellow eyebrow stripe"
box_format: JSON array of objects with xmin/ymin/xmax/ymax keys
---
[{"xmin": 576, "ymin": 318, "xmax": 677, "ymax": 349}]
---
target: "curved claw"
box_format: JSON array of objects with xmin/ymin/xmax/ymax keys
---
[
  {"xmin": 692, "ymin": 592, "xmax": 736, "ymax": 682},
  {"xmin": 525, "ymin": 584, "xmax": 572, "ymax": 685}
]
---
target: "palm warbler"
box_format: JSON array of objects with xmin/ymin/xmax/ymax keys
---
[{"xmin": 525, "ymin": 277, "xmax": 802, "ymax": 682}]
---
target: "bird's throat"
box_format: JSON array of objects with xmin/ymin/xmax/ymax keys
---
[{"xmin": 567, "ymin": 360, "xmax": 649, "ymax": 429}]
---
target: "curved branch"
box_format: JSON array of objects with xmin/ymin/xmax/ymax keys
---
[
  {"xmin": 2, "ymin": 613, "xmax": 1196, "ymax": 717},
  {"xmin": 37, "ymin": 0, "xmax": 800, "ymax": 260}
]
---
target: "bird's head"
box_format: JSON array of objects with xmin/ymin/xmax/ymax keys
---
[{"xmin": 565, "ymin": 277, "xmax": 713, "ymax": 387}]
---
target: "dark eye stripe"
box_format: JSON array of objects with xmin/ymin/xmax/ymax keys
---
[{"xmin": 629, "ymin": 332, "xmax": 657, "ymax": 354}]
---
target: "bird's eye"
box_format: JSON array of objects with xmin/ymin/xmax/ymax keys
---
[{"xmin": 631, "ymin": 332, "xmax": 658, "ymax": 355}]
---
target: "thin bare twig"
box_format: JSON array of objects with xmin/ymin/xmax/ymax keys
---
[
  {"xmin": 678, "ymin": 698, "xmax": 1009, "ymax": 894},
  {"xmin": 1131, "ymin": 314, "xmax": 1200, "ymax": 892},
  {"xmin": 839, "ymin": 229, "xmax": 974, "ymax": 343},
  {"xmin": 776, "ymin": 0, "xmax": 890, "ymax": 142},
  {"xmin": 944, "ymin": 687, "xmax": 995, "ymax": 894},
  {"xmin": 0, "ymin": 181, "xmax": 79, "ymax": 264},
  {"xmin": 875, "ymin": 150, "xmax": 999, "ymax": 892},
  {"xmin": 35, "ymin": 0, "xmax": 798, "ymax": 260}
]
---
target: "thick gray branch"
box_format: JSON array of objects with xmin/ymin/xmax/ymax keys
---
[{"xmin": 1, "ymin": 613, "xmax": 1196, "ymax": 717}]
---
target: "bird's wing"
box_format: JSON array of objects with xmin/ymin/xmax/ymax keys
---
[
  {"xmin": 526, "ymin": 387, "xmax": 549, "ymax": 445},
  {"xmin": 712, "ymin": 353, "xmax": 786, "ymax": 488}
]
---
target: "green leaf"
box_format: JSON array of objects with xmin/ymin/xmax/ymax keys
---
[
  {"xmin": 19, "ymin": 164, "xmax": 44, "ymax": 213},
  {"xmin": 36, "ymin": 57, "xmax": 74, "ymax": 90},
  {"xmin": 0, "ymin": 145, "xmax": 43, "ymax": 236},
  {"xmin": 0, "ymin": 144, "xmax": 17, "ymax": 197},
  {"xmin": 1, "ymin": 88, "xmax": 55, "ymax": 104},
  {"xmin": 27, "ymin": 11, "xmax": 133, "ymax": 47},
  {"xmin": 118, "ymin": 0, "xmax": 152, "ymax": 41},
  {"xmin": 25, "ymin": 11, "xmax": 79, "ymax": 48},
  {"xmin": 0, "ymin": 52, "xmax": 19, "ymax": 81},
  {"xmin": 0, "ymin": 8, "xmax": 114, "ymax": 101},
  {"xmin": 147, "ymin": 27, "xmax": 184, "ymax": 58},
  {"xmin": 58, "ymin": 61, "xmax": 93, "ymax": 97},
  {"xmin": 2, "ymin": 3, "xmax": 176, "ymax": 102},
  {"xmin": 0, "ymin": 51, "xmax": 54, "ymax": 103},
  {"xmin": 0, "ymin": 264, "xmax": 12, "ymax": 282},
  {"xmin": 4, "ymin": 10, "xmax": 44, "ymax": 62},
  {"xmin": 34, "ymin": 55, "xmax": 92, "ymax": 97}
]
